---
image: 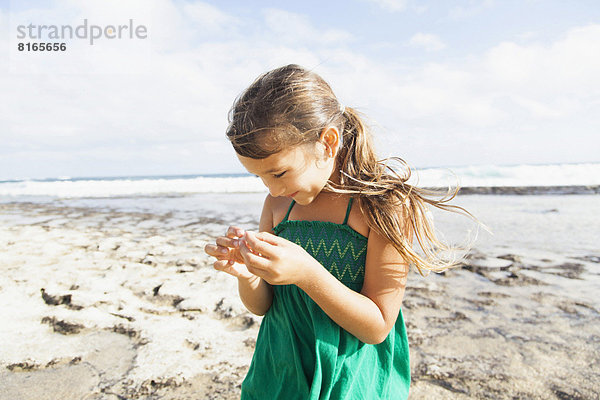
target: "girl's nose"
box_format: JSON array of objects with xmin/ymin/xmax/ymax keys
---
[{"xmin": 268, "ymin": 184, "xmax": 286, "ymax": 197}]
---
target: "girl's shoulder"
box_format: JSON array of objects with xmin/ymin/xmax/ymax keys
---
[{"xmin": 270, "ymin": 193, "xmax": 370, "ymax": 238}]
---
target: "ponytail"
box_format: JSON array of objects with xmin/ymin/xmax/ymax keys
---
[{"xmin": 325, "ymin": 107, "xmax": 483, "ymax": 275}]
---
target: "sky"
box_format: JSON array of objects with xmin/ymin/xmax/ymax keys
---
[{"xmin": 1, "ymin": 0, "xmax": 599, "ymax": 180}]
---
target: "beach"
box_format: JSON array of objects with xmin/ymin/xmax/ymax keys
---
[{"xmin": 1, "ymin": 192, "xmax": 599, "ymax": 399}]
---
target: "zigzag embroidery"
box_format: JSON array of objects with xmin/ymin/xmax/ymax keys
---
[
  {"xmin": 301, "ymin": 236, "xmax": 366, "ymax": 260},
  {"xmin": 287, "ymin": 226, "xmax": 366, "ymax": 258},
  {"xmin": 329, "ymin": 261, "xmax": 365, "ymax": 282},
  {"xmin": 290, "ymin": 224, "xmax": 366, "ymax": 257},
  {"xmin": 284, "ymin": 224, "xmax": 367, "ymax": 282}
]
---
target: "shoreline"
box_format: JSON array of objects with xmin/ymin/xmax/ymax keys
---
[
  {"xmin": 454, "ymin": 184, "xmax": 600, "ymax": 195},
  {"xmin": 1, "ymin": 185, "xmax": 599, "ymax": 203}
]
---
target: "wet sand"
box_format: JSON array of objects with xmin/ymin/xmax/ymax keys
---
[{"xmin": 0, "ymin": 195, "xmax": 599, "ymax": 399}]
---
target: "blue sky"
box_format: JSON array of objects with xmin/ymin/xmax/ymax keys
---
[{"xmin": 1, "ymin": 0, "xmax": 599, "ymax": 179}]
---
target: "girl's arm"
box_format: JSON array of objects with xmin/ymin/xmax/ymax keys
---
[
  {"xmin": 298, "ymin": 226, "xmax": 410, "ymax": 344},
  {"xmin": 241, "ymin": 222, "xmax": 412, "ymax": 344},
  {"xmin": 237, "ymin": 274, "xmax": 272, "ymax": 316},
  {"xmin": 237, "ymin": 195, "xmax": 274, "ymax": 316}
]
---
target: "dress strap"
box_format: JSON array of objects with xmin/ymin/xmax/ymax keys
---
[
  {"xmin": 342, "ymin": 197, "xmax": 353, "ymax": 225},
  {"xmin": 282, "ymin": 199, "xmax": 296, "ymax": 223}
]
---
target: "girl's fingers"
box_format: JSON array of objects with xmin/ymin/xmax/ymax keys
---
[
  {"xmin": 209, "ymin": 227, "xmax": 246, "ymax": 251},
  {"xmin": 226, "ymin": 226, "xmax": 246, "ymax": 239},
  {"xmin": 244, "ymin": 231, "xmax": 281, "ymax": 259},
  {"xmin": 213, "ymin": 259, "xmax": 232, "ymax": 270},
  {"xmin": 242, "ymin": 233, "xmax": 270, "ymax": 257},
  {"xmin": 215, "ymin": 236, "xmax": 239, "ymax": 250},
  {"xmin": 205, "ymin": 244, "xmax": 243, "ymax": 265},
  {"xmin": 204, "ymin": 243, "xmax": 228, "ymax": 257},
  {"xmin": 253, "ymin": 231, "xmax": 283, "ymax": 245},
  {"xmin": 239, "ymin": 241, "xmax": 270, "ymax": 271},
  {"xmin": 213, "ymin": 259, "xmax": 254, "ymax": 280}
]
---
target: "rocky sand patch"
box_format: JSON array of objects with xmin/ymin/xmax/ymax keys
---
[{"xmin": 1, "ymin": 200, "xmax": 599, "ymax": 399}]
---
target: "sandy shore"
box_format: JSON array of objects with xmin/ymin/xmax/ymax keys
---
[{"xmin": 1, "ymin": 196, "xmax": 599, "ymax": 399}]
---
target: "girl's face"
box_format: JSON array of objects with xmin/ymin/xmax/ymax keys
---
[{"xmin": 237, "ymin": 132, "xmax": 340, "ymax": 205}]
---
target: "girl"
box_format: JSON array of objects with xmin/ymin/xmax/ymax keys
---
[{"xmin": 204, "ymin": 64, "xmax": 480, "ymax": 399}]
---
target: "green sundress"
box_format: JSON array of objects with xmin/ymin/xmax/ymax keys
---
[{"xmin": 241, "ymin": 197, "xmax": 410, "ymax": 399}]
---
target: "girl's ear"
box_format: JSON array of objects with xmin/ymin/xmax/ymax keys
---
[{"xmin": 319, "ymin": 126, "xmax": 340, "ymax": 157}]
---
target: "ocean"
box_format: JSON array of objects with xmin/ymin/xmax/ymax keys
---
[{"xmin": 1, "ymin": 162, "xmax": 599, "ymax": 200}]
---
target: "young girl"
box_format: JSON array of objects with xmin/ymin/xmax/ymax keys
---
[{"xmin": 204, "ymin": 64, "xmax": 479, "ymax": 399}]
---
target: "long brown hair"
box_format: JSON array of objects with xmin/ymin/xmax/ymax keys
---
[{"xmin": 226, "ymin": 64, "xmax": 486, "ymax": 275}]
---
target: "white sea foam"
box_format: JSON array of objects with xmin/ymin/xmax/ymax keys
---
[
  {"xmin": 0, "ymin": 163, "xmax": 598, "ymax": 198},
  {"xmin": 0, "ymin": 176, "xmax": 264, "ymax": 198},
  {"xmin": 410, "ymin": 162, "xmax": 600, "ymax": 188}
]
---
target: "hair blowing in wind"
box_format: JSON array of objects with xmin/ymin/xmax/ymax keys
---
[{"xmin": 226, "ymin": 64, "xmax": 488, "ymax": 275}]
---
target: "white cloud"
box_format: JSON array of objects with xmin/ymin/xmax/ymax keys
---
[
  {"xmin": 1, "ymin": 2, "xmax": 355, "ymax": 178},
  {"xmin": 182, "ymin": 2, "xmax": 240, "ymax": 33},
  {"xmin": 407, "ymin": 33, "xmax": 446, "ymax": 51},
  {"xmin": 366, "ymin": 0, "xmax": 408, "ymax": 12},
  {"xmin": 484, "ymin": 24, "xmax": 600, "ymax": 96},
  {"xmin": 262, "ymin": 8, "xmax": 352, "ymax": 45},
  {"xmin": 449, "ymin": 0, "xmax": 495, "ymax": 19},
  {"xmin": 2, "ymin": 1, "xmax": 599, "ymax": 178},
  {"xmin": 318, "ymin": 24, "xmax": 600, "ymax": 166}
]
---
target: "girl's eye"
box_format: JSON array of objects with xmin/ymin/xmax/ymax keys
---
[{"xmin": 274, "ymin": 171, "xmax": 286, "ymax": 178}]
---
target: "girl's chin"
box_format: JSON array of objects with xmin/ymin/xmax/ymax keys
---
[
  {"xmin": 294, "ymin": 193, "xmax": 318, "ymax": 206},
  {"xmin": 291, "ymin": 193, "xmax": 303, "ymax": 203},
  {"xmin": 289, "ymin": 191, "xmax": 303, "ymax": 201}
]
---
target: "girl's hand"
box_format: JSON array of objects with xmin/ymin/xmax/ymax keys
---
[
  {"xmin": 204, "ymin": 226, "xmax": 258, "ymax": 281},
  {"xmin": 238, "ymin": 230, "xmax": 319, "ymax": 286}
]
